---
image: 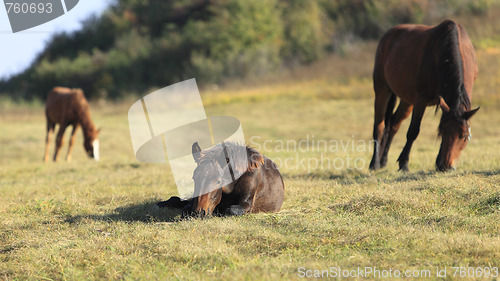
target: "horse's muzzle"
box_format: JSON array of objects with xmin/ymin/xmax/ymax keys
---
[
  {"xmin": 436, "ymin": 163, "xmax": 456, "ymax": 172},
  {"xmin": 436, "ymin": 152, "xmax": 455, "ymax": 172}
]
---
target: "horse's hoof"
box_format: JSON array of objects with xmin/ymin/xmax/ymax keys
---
[
  {"xmin": 156, "ymin": 201, "xmax": 169, "ymax": 208},
  {"xmin": 181, "ymin": 205, "xmax": 194, "ymax": 218},
  {"xmin": 369, "ymin": 161, "xmax": 380, "ymax": 170},
  {"xmin": 436, "ymin": 165, "xmax": 456, "ymax": 172}
]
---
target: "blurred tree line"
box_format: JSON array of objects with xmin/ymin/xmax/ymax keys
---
[{"xmin": 0, "ymin": 0, "xmax": 494, "ymax": 100}]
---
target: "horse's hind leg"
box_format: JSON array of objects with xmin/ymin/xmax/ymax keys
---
[
  {"xmin": 66, "ymin": 124, "xmax": 79, "ymax": 162},
  {"xmin": 378, "ymin": 94, "xmax": 396, "ymax": 160},
  {"xmin": 44, "ymin": 120, "xmax": 55, "ymax": 162},
  {"xmin": 397, "ymin": 98, "xmax": 427, "ymax": 171},
  {"xmin": 380, "ymin": 101, "xmax": 413, "ymax": 168},
  {"xmin": 53, "ymin": 123, "xmax": 68, "ymax": 162},
  {"xmin": 369, "ymin": 84, "xmax": 394, "ymax": 170}
]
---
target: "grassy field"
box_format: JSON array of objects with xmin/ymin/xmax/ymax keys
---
[{"xmin": 1, "ymin": 39, "xmax": 500, "ymax": 281}]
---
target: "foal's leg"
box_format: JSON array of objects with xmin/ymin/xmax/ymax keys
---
[
  {"xmin": 380, "ymin": 101, "xmax": 413, "ymax": 168},
  {"xmin": 397, "ymin": 99, "xmax": 427, "ymax": 171},
  {"xmin": 224, "ymin": 185, "xmax": 256, "ymax": 216},
  {"xmin": 66, "ymin": 124, "xmax": 79, "ymax": 162},
  {"xmin": 53, "ymin": 124, "xmax": 68, "ymax": 162},
  {"xmin": 44, "ymin": 120, "xmax": 55, "ymax": 162},
  {"xmin": 225, "ymin": 202, "xmax": 252, "ymax": 216}
]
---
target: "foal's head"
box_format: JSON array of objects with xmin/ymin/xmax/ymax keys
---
[
  {"xmin": 436, "ymin": 98, "xmax": 479, "ymax": 171},
  {"xmin": 189, "ymin": 142, "xmax": 251, "ymax": 216},
  {"xmin": 191, "ymin": 142, "xmax": 227, "ymax": 216},
  {"xmin": 84, "ymin": 128, "xmax": 101, "ymax": 161}
]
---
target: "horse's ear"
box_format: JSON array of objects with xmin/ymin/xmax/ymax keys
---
[
  {"xmin": 192, "ymin": 142, "xmax": 202, "ymax": 164},
  {"xmin": 97, "ymin": 127, "xmax": 101, "ymax": 134},
  {"xmin": 463, "ymin": 107, "xmax": 480, "ymax": 120},
  {"xmin": 439, "ymin": 97, "xmax": 450, "ymax": 112}
]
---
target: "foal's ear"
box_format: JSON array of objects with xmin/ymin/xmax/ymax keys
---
[
  {"xmin": 439, "ymin": 97, "xmax": 450, "ymax": 112},
  {"xmin": 463, "ymin": 107, "xmax": 480, "ymax": 120},
  {"xmin": 192, "ymin": 142, "xmax": 202, "ymax": 163},
  {"xmin": 97, "ymin": 127, "xmax": 102, "ymax": 134},
  {"xmin": 218, "ymin": 145, "xmax": 230, "ymax": 167}
]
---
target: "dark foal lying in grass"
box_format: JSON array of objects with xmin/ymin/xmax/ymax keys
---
[{"xmin": 157, "ymin": 142, "xmax": 285, "ymax": 217}]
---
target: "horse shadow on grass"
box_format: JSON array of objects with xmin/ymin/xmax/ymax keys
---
[
  {"xmin": 284, "ymin": 170, "xmax": 370, "ymax": 184},
  {"xmin": 285, "ymin": 168, "xmax": 500, "ymax": 185},
  {"xmin": 283, "ymin": 169, "xmax": 430, "ymax": 185},
  {"xmin": 467, "ymin": 169, "xmax": 500, "ymax": 177},
  {"xmin": 65, "ymin": 200, "xmax": 183, "ymax": 224},
  {"xmin": 64, "ymin": 169, "xmax": 498, "ymax": 224}
]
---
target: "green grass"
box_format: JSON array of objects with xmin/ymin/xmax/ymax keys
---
[{"xmin": 1, "ymin": 47, "xmax": 499, "ymax": 280}]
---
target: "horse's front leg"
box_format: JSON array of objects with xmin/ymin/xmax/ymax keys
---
[
  {"xmin": 157, "ymin": 196, "xmax": 191, "ymax": 209},
  {"xmin": 157, "ymin": 196, "xmax": 193, "ymax": 218},
  {"xmin": 397, "ymin": 99, "xmax": 427, "ymax": 171}
]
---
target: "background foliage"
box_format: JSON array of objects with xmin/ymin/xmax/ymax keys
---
[{"xmin": 0, "ymin": 0, "xmax": 496, "ymax": 100}]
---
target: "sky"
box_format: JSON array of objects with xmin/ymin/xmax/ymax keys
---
[{"xmin": 0, "ymin": 0, "xmax": 112, "ymax": 79}]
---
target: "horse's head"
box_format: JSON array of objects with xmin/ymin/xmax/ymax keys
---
[
  {"xmin": 436, "ymin": 98, "xmax": 479, "ymax": 171},
  {"xmin": 84, "ymin": 128, "xmax": 101, "ymax": 161},
  {"xmin": 190, "ymin": 142, "xmax": 226, "ymax": 216}
]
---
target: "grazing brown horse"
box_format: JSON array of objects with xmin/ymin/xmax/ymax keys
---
[
  {"xmin": 369, "ymin": 20, "xmax": 479, "ymax": 172},
  {"xmin": 157, "ymin": 142, "xmax": 285, "ymax": 217},
  {"xmin": 44, "ymin": 87, "xmax": 100, "ymax": 162}
]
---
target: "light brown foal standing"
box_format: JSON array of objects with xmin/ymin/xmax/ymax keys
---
[{"xmin": 44, "ymin": 87, "xmax": 100, "ymax": 162}]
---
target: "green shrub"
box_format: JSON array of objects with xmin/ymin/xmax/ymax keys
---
[
  {"xmin": 183, "ymin": 0, "xmax": 283, "ymax": 82},
  {"xmin": 282, "ymin": 0, "xmax": 328, "ymax": 63}
]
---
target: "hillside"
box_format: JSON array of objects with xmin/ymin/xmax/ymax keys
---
[{"xmin": 0, "ymin": 0, "xmax": 497, "ymax": 101}]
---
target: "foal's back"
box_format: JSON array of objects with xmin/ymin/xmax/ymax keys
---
[
  {"xmin": 228, "ymin": 156, "xmax": 284, "ymax": 213},
  {"xmin": 253, "ymin": 157, "xmax": 285, "ymax": 212},
  {"xmin": 46, "ymin": 87, "xmax": 88, "ymax": 125}
]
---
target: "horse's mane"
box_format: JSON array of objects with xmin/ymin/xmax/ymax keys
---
[
  {"xmin": 433, "ymin": 20, "xmax": 471, "ymax": 113},
  {"xmin": 198, "ymin": 142, "xmax": 264, "ymax": 174},
  {"xmin": 71, "ymin": 88, "xmax": 97, "ymax": 139}
]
